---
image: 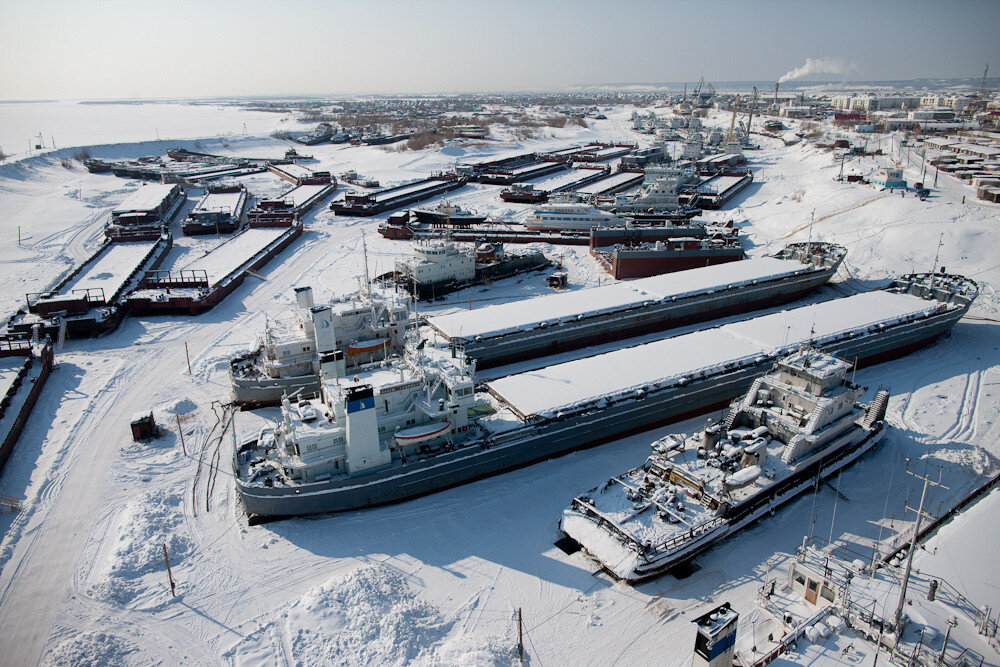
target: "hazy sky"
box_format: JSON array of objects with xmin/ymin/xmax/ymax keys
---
[{"xmin": 1, "ymin": 0, "xmax": 998, "ymax": 99}]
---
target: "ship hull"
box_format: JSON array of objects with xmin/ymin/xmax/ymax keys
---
[
  {"xmin": 236, "ymin": 302, "xmax": 965, "ymax": 520},
  {"xmin": 454, "ymin": 260, "xmax": 840, "ymax": 370},
  {"xmin": 410, "ymin": 210, "xmax": 487, "ymax": 226}
]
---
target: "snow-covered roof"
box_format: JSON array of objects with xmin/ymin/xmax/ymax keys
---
[
  {"xmin": 428, "ymin": 257, "xmax": 808, "ymax": 341},
  {"xmin": 486, "ymin": 290, "xmax": 937, "ymax": 417}
]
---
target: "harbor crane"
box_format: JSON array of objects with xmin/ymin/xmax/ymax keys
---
[
  {"xmin": 724, "ymin": 95, "xmax": 741, "ymax": 144},
  {"xmin": 736, "ymin": 87, "xmax": 759, "ymax": 145},
  {"xmin": 978, "ymin": 63, "xmax": 990, "ymax": 98}
]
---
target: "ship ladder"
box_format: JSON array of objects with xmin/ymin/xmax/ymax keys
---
[
  {"xmin": 0, "ymin": 493, "xmax": 23, "ymax": 512},
  {"xmin": 862, "ymin": 387, "xmax": 891, "ymax": 428}
]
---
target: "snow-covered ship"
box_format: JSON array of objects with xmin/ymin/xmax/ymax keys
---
[
  {"xmin": 234, "ymin": 273, "xmax": 975, "ymax": 520},
  {"xmin": 560, "ymin": 348, "xmax": 890, "ymax": 582},
  {"xmin": 229, "ymin": 286, "xmax": 409, "ymax": 407},
  {"xmin": 410, "ymin": 202, "xmax": 487, "ymax": 226},
  {"xmin": 389, "ymin": 240, "xmax": 549, "ymax": 300},
  {"xmin": 236, "ymin": 342, "xmax": 486, "ymax": 492}
]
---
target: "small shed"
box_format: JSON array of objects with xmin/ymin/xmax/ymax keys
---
[
  {"xmin": 547, "ymin": 271, "xmax": 568, "ymax": 289},
  {"xmin": 130, "ymin": 411, "xmax": 157, "ymax": 441},
  {"xmin": 872, "ymin": 167, "xmax": 906, "ymax": 190}
]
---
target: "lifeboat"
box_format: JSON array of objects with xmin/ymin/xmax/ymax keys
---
[
  {"xmin": 346, "ymin": 337, "xmax": 390, "ymax": 356},
  {"xmin": 394, "ymin": 421, "xmax": 450, "ymax": 447}
]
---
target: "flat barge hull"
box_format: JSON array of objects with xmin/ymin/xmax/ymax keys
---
[
  {"xmin": 127, "ymin": 224, "xmax": 302, "ymax": 315},
  {"xmin": 427, "ymin": 245, "xmax": 842, "ymax": 369},
  {"xmin": 596, "ymin": 245, "xmax": 745, "ymax": 279},
  {"xmin": 237, "ymin": 276, "xmax": 974, "ymax": 518},
  {"xmin": 0, "ymin": 338, "xmax": 53, "ymax": 473},
  {"xmin": 12, "ymin": 236, "xmax": 173, "ymax": 338},
  {"xmin": 331, "ymin": 179, "xmax": 466, "ymax": 217}
]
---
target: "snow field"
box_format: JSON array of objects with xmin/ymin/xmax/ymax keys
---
[{"xmin": 0, "ymin": 104, "xmax": 998, "ymax": 666}]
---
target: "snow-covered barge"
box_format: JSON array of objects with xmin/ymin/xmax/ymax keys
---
[
  {"xmin": 105, "ymin": 183, "xmax": 184, "ymax": 240},
  {"xmin": 235, "ymin": 273, "xmax": 975, "ymax": 519},
  {"xmin": 181, "ymin": 185, "xmax": 250, "ymax": 235},
  {"xmin": 590, "ymin": 228, "xmax": 744, "ymax": 279},
  {"xmin": 426, "ymin": 243, "xmax": 843, "ymax": 369},
  {"xmin": 267, "ymin": 162, "xmax": 333, "ymax": 186},
  {"xmin": 560, "ymin": 348, "xmax": 889, "ymax": 581},
  {"xmin": 126, "ymin": 223, "xmax": 302, "ymax": 315},
  {"xmin": 331, "ymin": 176, "xmax": 467, "ymax": 216},
  {"xmin": 10, "ymin": 235, "xmax": 173, "ymax": 338},
  {"xmin": 0, "ymin": 334, "xmax": 53, "ymax": 473}
]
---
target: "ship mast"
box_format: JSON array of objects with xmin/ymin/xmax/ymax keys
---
[{"xmin": 362, "ymin": 233, "xmax": 377, "ymax": 325}]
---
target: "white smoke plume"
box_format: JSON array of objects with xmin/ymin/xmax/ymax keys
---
[{"xmin": 778, "ymin": 57, "xmax": 853, "ymax": 84}]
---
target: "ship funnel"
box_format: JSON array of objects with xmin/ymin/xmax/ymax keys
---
[
  {"xmin": 311, "ymin": 305, "xmax": 337, "ymax": 354},
  {"xmin": 294, "ymin": 286, "xmax": 315, "ymax": 310},
  {"xmin": 344, "ymin": 384, "xmax": 390, "ymax": 475},
  {"xmin": 703, "ymin": 423, "xmax": 723, "ymax": 450},
  {"xmin": 320, "ymin": 350, "xmax": 346, "ymax": 382}
]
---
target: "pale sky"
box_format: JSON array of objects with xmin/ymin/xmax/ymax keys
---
[{"xmin": 1, "ymin": 0, "xmax": 997, "ymax": 100}]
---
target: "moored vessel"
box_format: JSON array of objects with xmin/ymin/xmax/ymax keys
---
[{"xmin": 560, "ymin": 348, "xmax": 890, "ymax": 581}]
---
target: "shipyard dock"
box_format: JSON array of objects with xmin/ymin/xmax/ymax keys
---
[
  {"xmin": 426, "ymin": 243, "xmax": 844, "ymax": 369},
  {"xmin": 11, "ymin": 236, "xmax": 173, "ymax": 338},
  {"xmin": 126, "ymin": 224, "xmax": 303, "ymax": 314},
  {"xmin": 0, "ymin": 335, "xmax": 53, "ymax": 474},
  {"xmin": 331, "ymin": 176, "xmax": 466, "ymax": 216},
  {"xmin": 478, "ymin": 161, "xmax": 569, "ymax": 186}
]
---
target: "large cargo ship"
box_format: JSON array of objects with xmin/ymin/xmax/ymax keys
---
[
  {"xmin": 560, "ymin": 348, "xmax": 889, "ymax": 581},
  {"xmin": 234, "ymin": 272, "xmax": 975, "ymax": 520},
  {"xmin": 426, "ymin": 243, "xmax": 844, "ymax": 370}
]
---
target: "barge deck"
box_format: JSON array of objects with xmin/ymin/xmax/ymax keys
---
[{"xmin": 426, "ymin": 243, "xmax": 843, "ymax": 369}]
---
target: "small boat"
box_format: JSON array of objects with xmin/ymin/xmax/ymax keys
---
[{"xmin": 394, "ymin": 421, "xmax": 451, "ymax": 446}]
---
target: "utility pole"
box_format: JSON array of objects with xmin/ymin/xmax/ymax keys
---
[
  {"xmin": 163, "ymin": 543, "xmax": 176, "ymax": 597},
  {"xmin": 176, "ymin": 414, "xmax": 186, "ymax": 456},
  {"xmin": 893, "ymin": 462, "xmax": 947, "ymax": 630},
  {"xmin": 517, "ymin": 607, "xmax": 524, "ymax": 663}
]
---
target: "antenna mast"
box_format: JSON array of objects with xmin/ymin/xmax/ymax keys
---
[
  {"xmin": 893, "ymin": 462, "xmax": 948, "ymax": 630},
  {"xmin": 361, "ymin": 234, "xmax": 377, "ymax": 327}
]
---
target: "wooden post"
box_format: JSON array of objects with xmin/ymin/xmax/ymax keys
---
[
  {"xmin": 469, "ymin": 295, "xmax": 473, "ymax": 310},
  {"xmin": 176, "ymin": 414, "xmax": 186, "ymax": 456},
  {"xmin": 518, "ymin": 607, "xmax": 523, "ymax": 663},
  {"xmin": 163, "ymin": 543, "xmax": 176, "ymax": 597},
  {"xmin": 185, "ymin": 342, "xmax": 192, "ymax": 374}
]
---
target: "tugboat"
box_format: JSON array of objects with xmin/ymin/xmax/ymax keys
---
[
  {"xmin": 410, "ymin": 201, "xmax": 487, "ymax": 227},
  {"xmin": 560, "ymin": 347, "xmax": 891, "ymax": 582}
]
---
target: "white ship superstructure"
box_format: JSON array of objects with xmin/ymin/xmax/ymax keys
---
[
  {"xmin": 239, "ymin": 343, "xmax": 485, "ymax": 487},
  {"xmin": 524, "ymin": 203, "xmax": 620, "ymax": 231},
  {"xmin": 561, "ymin": 348, "xmax": 891, "ymax": 581},
  {"xmin": 229, "ymin": 286, "xmax": 409, "ymax": 406}
]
